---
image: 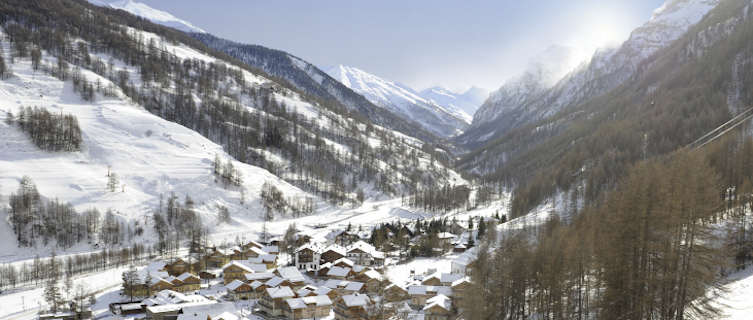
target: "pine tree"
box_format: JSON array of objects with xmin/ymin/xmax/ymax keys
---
[
  {"xmin": 121, "ymin": 265, "xmax": 139, "ymax": 302},
  {"xmin": 108, "ymin": 172, "xmax": 119, "ymax": 192},
  {"xmin": 43, "ymin": 278, "xmax": 61, "ymax": 313}
]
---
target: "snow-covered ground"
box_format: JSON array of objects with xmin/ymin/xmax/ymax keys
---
[{"xmin": 715, "ymin": 267, "xmax": 753, "ymax": 319}]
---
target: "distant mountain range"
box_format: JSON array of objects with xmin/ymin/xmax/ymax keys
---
[{"xmin": 90, "ymin": 0, "xmax": 206, "ymax": 33}]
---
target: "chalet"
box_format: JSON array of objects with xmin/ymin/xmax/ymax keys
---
[
  {"xmin": 221, "ymin": 261, "xmax": 258, "ymax": 284},
  {"xmin": 437, "ymin": 232, "xmax": 456, "ymax": 249},
  {"xmin": 225, "ymin": 280, "xmax": 254, "ymax": 300},
  {"xmin": 165, "ymin": 258, "xmax": 190, "ymax": 276},
  {"xmin": 449, "ymin": 221, "xmax": 466, "ymax": 235},
  {"xmin": 145, "ymin": 301, "xmax": 215, "ymax": 320},
  {"xmin": 423, "ymin": 294, "xmax": 454, "ymax": 320},
  {"xmin": 244, "ymin": 246, "xmax": 266, "ymax": 259},
  {"xmin": 384, "ymin": 283, "xmax": 409, "ymax": 302},
  {"xmin": 451, "ymin": 250, "xmax": 477, "ymax": 275},
  {"xmin": 333, "ymin": 257, "xmax": 355, "ymax": 269},
  {"xmin": 334, "ymin": 293, "xmax": 373, "ymax": 320},
  {"xmin": 296, "ymin": 285, "xmax": 319, "ymax": 297},
  {"xmin": 282, "ymin": 295, "xmax": 333, "ymax": 319},
  {"xmin": 453, "ymin": 243, "xmax": 467, "ymax": 253},
  {"xmin": 327, "ymin": 266, "xmax": 354, "ymax": 280},
  {"xmin": 248, "ymin": 253, "xmax": 278, "ymax": 269},
  {"xmin": 313, "ymin": 285, "xmax": 339, "ymax": 300},
  {"xmin": 206, "ymin": 248, "xmax": 231, "ymax": 268},
  {"xmin": 346, "ymin": 241, "xmax": 385, "ymax": 266},
  {"xmin": 250, "ymin": 280, "xmax": 267, "ymax": 299},
  {"xmin": 321, "ymin": 245, "xmax": 347, "ymax": 264},
  {"xmin": 263, "ymin": 245, "xmax": 280, "ymax": 255},
  {"xmin": 408, "ymin": 285, "xmax": 452, "ymax": 307},
  {"xmin": 326, "ymin": 229, "xmax": 360, "ymax": 246},
  {"xmin": 259, "ymin": 286, "xmax": 296, "ymax": 317},
  {"xmin": 295, "ymin": 243, "xmax": 321, "ymax": 270},
  {"xmin": 199, "ymin": 268, "xmax": 221, "ymax": 280},
  {"xmin": 422, "ymin": 273, "xmax": 464, "ymax": 287},
  {"xmin": 175, "ymin": 302, "xmax": 236, "ymax": 320},
  {"xmin": 150, "ymin": 278, "xmax": 175, "ymax": 293},
  {"xmin": 39, "ymin": 308, "xmax": 92, "ymax": 320},
  {"xmin": 451, "ymin": 278, "xmax": 471, "ymax": 308},
  {"xmin": 245, "ymin": 272, "xmax": 276, "ymax": 283},
  {"xmin": 355, "ymin": 269, "xmax": 384, "ymax": 293},
  {"xmin": 318, "ymin": 262, "xmax": 333, "ymax": 277},
  {"xmin": 241, "ymin": 240, "xmax": 264, "ymax": 251},
  {"xmin": 276, "ymin": 266, "xmax": 306, "ymax": 289}
]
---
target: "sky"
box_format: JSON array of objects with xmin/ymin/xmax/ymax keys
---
[{"xmin": 136, "ymin": 0, "xmax": 665, "ymax": 92}]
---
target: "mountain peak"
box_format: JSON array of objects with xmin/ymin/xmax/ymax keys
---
[{"xmin": 89, "ymin": 0, "xmax": 207, "ymax": 34}]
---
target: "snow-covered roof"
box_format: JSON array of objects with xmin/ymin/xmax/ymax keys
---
[
  {"xmin": 423, "ymin": 294, "xmax": 452, "ymax": 311},
  {"xmin": 344, "ymin": 282, "xmax": 364, "ymax": 292},
  {"xmin": 146, "ymin": 300, "xmax": 215, "ymax": 314},
  {"xmin": 451, "ymin": 277, "xmax": 471, "ymax": 287},
  {"xmin": 250, "ymin": 280, "xmax": 264, "ymax": 289},
  {"xmin": 262, "ymin": 245, "xmax": 279, "ymax": 253},
  {"xmin": 386, "ymin": 283, "xmax": 407, "ymax": 292},
  {"xmin": 407, "ymin": 285, "xmax": 452, "ymax": 296},
  {"xmin": 323, "ymin": 244, "xmax": 347, "ymax": 256},
  {"xmin": 295, "ymin": 243, "xmax": 322, "ymax": 254},
  {"xmin": 144, "ymin": 290, "xmax": 209, "ymax": 306},
  {"xmin": 222, "ymin": 260, "xmax": 257, "ymax": 273},
  {"xmin": 303, "ymin": 295, "xmax": 332, "ymax": 306},
  {"xmin": 323, "ymin": 279, "xmax": 349, "ymax": 289},
  {"xmin": 177, "ymin": 272, "xmax": 198, "ymax": 282},
  {"xmin": 225, "ymin": 279, "xmax": 247, "ymax": 291},
  {"xmin": 176, "ymin": 302, "xmax": 236, "ymax": 320},
  {"xmin": 341, "ymin": 293, "xmax": 371, "ymax": 307},
  {"xmin": 423, "ymin": 272, "xmax": 463, "ymax": 284},
  {"xmin": 277, "ymin": 266, "xmax": 305, "ymax": 282},
  {"xmin": 285, "ymin": 297, "xmax": 307, "ymax": 310},
  {"xmin": 327, "ymin": 266, "xmax": 352, "ymax": 277},
  {"xmin": 265, "ymin": 276, "xmax": 285, "ymax": 287},
  {"xmin": 245, "ymin": 272, "xmax": 275, "ymax": 281},
  {"xmin": 333, "ymin": 257, "xmax": 355, "ymax": 267},
  {"xmin": 266, "ymin": 286, "xmax": 295, "ymax": 299},
  {"xmin": 313, "ymin": 286, "xmax": 332, "ymax": 295},
  {"xmin": 362, "ymin": 269, "xmax": 383, "ymax": 281}
]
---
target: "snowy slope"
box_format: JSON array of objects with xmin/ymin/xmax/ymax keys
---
[
  {"xmin": 418, "ymin": 86, "xmax": 488, "ymax": 121},
  {"xmin": 89, "ymin": 0, "xmax": 206, "ymax": 33},
  {"xmin": 325, "ymin": 65, "xmax": 469, "ymax": 137},
  {"xmin": 0, "ymin": 35, "xmax": 306, "ymax": 256},
  {"xmin": 461, "ymin": 0, "xmax": 720, "ymax": 148}
]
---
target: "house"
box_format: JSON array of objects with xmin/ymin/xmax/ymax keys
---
[
  {"xmin": 282, "ymin": 295, "xmax": 333, "ymax": 319},
  {"xmin": 248, "ymin": 254, "xmax": 278, "ymax": 269},
  {"xmin": 346, "ymin": 241, "xmax": 385, "ymax": 266},
  {"xmin": 326, "ymin": 229, "xmax": 360, "ymax": 246},
  {"xmin": 222, "ymin": 261, "xmax": 259, "ymax": 284},
  {"xmin": 295, "ymin": 243, "xmax": 321, "ymax": 270},
  {"xmin": 321, "ymin": 245, "xmax": 347, "ymax": 264},
  {"xmin": 206, "ymin": 248, "xmax": 232, "ymax": 268},
  {"xmin": 250, "ymin": 280, "xmax": 267, "ymax": 299},
  {"xmin": 165, "ymin": 258, "xmax": 190, "ymax": 276},
  {"xmin": 296, "ymin": 285, "xmax": 318, "ymax": 297},
  {"xmin": 437, "ymin": 232, "xmax": 456, "ymax": 249},
  {"xmin": 423, "ymin": 294, "xmax": 454, "ymax": 320},
  {"xmin": 259, "ymin": 286, "xmax": 296, "ymax": 316},
  {"xmin": 245, "ymin": 272, "xmax": 276, "ymax": 283},
  {"xmin": 176, "ymin": 302, "xmax": 236, "ymax": 320},
  {"xmin": 333, "ymin": 257, "xmax": 355, "ymax": 269},
  {"xmin": 327, "ymin": 266, "xmax": 354, "ymax": 280},
  {"xmin": 313, "ymin": 285, "xmax": 339, "ymax": 300},
  {"xmin": 384, "ymin": 283, "xmax": 409, "ymax": 302},
  {"xmin": 451, "ymin": 278, "xmax": 471, "ymax": 308},
  {"xmin": 145, "ymin": 301, "xmax": 216, "ymax": 320},
  {"xmin": 451, "ymin": 250, "xmax": 477, "ymax": 275},
  {"xmin": 176, "ymin": 273, "xmax": 201, "ymax": 292},
  {"xmin": 276, "ymin": 266, "xmax": 306, "ymax": 288},
  {"xmin": 408, "ymin": 285, "xmax": 452, "ymax": 307},
  {"xmin": 265, "ymin": 276, "xmax": 292, "ymax": 289},
  {"xmin": 354, "ymin": 269, "xmax": 384, "ymax": 293},
  {"xmin": 241, "ymin": 240, "xmax": 264, "ymax": 251},
  {"xmin": 317, "ymin": 262, "xmax": 333, "ymax": 277},
  {"xmin": 150, "ymin": 278, "xmax": 175, "ymax": 293},
  {"xmin": 39, "ymin": 308, "xmax": 93, "ymax": 320},
  {"xmin": 422, "ymin": 273, "xmax": 464, "ymax": 287},
  {"xmin": 334, "ymin": 293, "xmax": 373, "ymax": 320},
  {"xmin": 226, "ymin": 280, "xmax": 254, "ymax": 301}
]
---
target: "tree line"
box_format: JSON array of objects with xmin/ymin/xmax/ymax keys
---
[{"xmin": 5, "ymin": 107, "xmax": 82, "ymax": 152}]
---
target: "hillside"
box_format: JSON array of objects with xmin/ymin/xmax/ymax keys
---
[
  {"xmin": 461, "ymin": 0, "xmax": 753, "ymax": 217},
  {"xmin": 190, "ymin": 32, "xmax": 443, "ymax": 143},
  {"xmin": 0, "ymin": 0, "xmax": 467, "ymax": 257}
]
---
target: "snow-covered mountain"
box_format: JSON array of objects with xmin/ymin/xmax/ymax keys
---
[
  {"xmin": 325, "ymin": 65, "xmax": 470, "ymax": 137},
  {"xmin": 419, "ymin": 86, "xmax": 489, "ymax": 120},
  {"xmin": 90, "ymin": 0, "xmax": 206, "ymax": 33},
  {"xmin": 460, "ymin": 0, "xmax": 720, "ymax": 148}
]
